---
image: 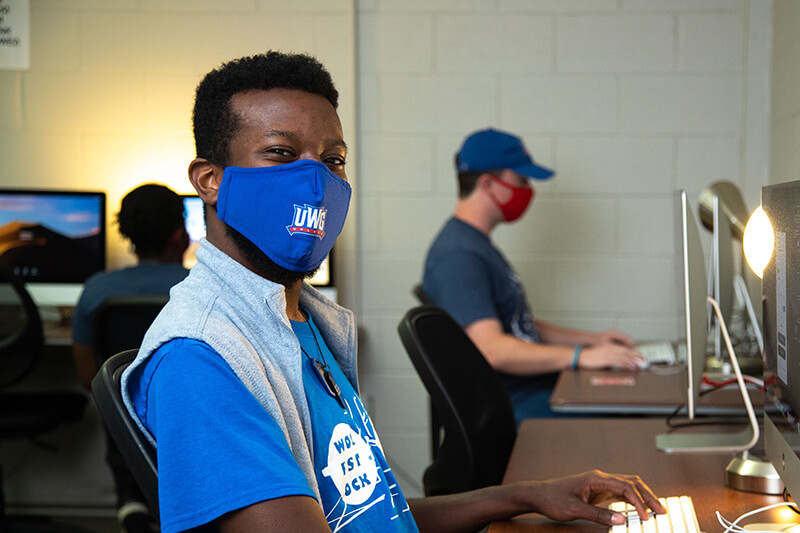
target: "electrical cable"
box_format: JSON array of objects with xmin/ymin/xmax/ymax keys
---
[
  {"xmin": 716, "ymin": 501, "xmax": 798, "ymax": 533},
  {"xmin": 664, "ymin": 381, "xmax": 761, "ymax": 429}
]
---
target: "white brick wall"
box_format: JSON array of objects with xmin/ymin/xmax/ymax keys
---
[
  {"xmin": 771, "ymin": 0, "xmax": 800, "ymax": 186},
  {"xmin": 355, "ymin": 0, "xmax": 771, "ymax": 498}
]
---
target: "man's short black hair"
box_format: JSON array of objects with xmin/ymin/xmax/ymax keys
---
[
  {"xmin": 117, "ymin": 184, "xmax": 185, "ymax": 258},
  {"xmin": 192, "ymin": 51, "xmax": 339, "ymax": 166}
]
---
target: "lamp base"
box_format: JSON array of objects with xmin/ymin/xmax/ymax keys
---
[{"xmin": 726, "ymin": 450, "xmax": 785, "ymax": 495}]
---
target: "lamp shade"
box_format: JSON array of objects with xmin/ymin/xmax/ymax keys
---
[
  {"xmin": 698, "ymin": 181, "xmax": 750, "ymax": 241},
  {"xmin": 743, "ymin": 205, "xmax": 773, "ymax": 279}
]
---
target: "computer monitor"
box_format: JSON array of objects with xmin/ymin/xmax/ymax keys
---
[
  {"xmin": 181, "ymin": 194, "xmax": 334, "ymax": 288},
  {"xmin": 710, "ymin": 195, "xmax": 735, "ymax": 358},
  {"xmin": 656, "ymin": 190, "xmax": 759, "ymax": 453},
  {"xmin": 762, "ymin": 180, "xmax": 800, "ymax": 502},
  {"xmin": 182, "ymin": 195, "xmax": 205, "ymax": 270},
  {"xmin": 0, "ymin": 189, "xmax": 106, "ymax": 307}
]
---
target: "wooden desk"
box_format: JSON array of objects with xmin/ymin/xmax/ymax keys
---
[
  {"xmin": 550, "ymin": 367, "xmax": 765, "ymax": 416},
  {"xmin": 489, "ymin": 418, "xmax": 792, "ymax": 532}
]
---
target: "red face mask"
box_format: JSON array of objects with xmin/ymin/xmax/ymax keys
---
[{"xmin": 487, "ymin": 175, "xmax": 534, "ymax": 222}]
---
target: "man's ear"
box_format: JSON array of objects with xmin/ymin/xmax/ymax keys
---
[
  {"xmin": 188, "ymin": 158, "xmax": 222, "ymax": 206},
  {"xmin": 477, "ymin": 172, "xmax": 495, "ymax": 191}
]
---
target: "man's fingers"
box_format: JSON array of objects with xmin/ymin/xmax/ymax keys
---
[{"xmin": 609, "ymin": 475, "xmax": 665, "ymax": 519}]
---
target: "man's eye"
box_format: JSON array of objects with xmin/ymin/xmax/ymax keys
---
[
  {"xmin": 325, "ymin": 156, "xmax": 346, "ymax": 167},
  {"xmin": 266, "ymin": 148, "xmax": 294, "ymax": 157}
]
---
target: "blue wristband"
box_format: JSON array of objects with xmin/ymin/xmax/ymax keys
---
[{"xmin": 571, "ymin": 346, "xmax": 582, "ymax": 370}]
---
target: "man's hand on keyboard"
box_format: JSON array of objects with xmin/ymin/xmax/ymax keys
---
[
  {"xmin": 579, "ymin": 344, "xmax": 646, "ymax": 371},
  {"xmin": 524, "ymin": 470, "xmax": 667, "ymax": 526}
]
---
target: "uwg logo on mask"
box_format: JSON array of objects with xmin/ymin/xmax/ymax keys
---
[{"xmin": 286, "ymin": 204, "xmax": 327, "ymax": 238}]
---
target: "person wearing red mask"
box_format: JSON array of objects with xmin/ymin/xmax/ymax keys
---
[{"xmin": 421, "ymin": 128, "xmax": 645, "ymax": 422}]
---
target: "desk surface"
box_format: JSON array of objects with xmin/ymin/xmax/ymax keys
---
[
  {"xmin": 43, "ymin": 320, "xmax": 73, "ymax": 346},
  {"xmin": 488, "ymin": 418, "xmax": 791, "ymax": 532},
  {"xmin": 550, "ymin": 367, "xmax": 764, "ymax": 416}
]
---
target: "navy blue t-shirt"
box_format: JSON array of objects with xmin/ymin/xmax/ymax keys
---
[
  {"xmin": 72, "ymin": 262, "xmax": 189, "ymax": 345},
  {"xmin": 422, "ymin": 217, "xmax": 559, "ymax": 420}
]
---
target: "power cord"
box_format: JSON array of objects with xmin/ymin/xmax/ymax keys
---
[
  {"xmin": 716, "ymin": 501, "xmax": 798, "ymax": 533},
  {"xmin": 664, "ymin": 379, "xmax": 762, "ymax": 429}
]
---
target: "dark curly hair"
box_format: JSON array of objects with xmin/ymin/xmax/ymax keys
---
[
  {"xmin": 117, "ymin": 184, "xmax": 185, "ymax": 258},
  {"xmin": 192, "ymin": 51, "xmax": 339, "ymax": 166}
]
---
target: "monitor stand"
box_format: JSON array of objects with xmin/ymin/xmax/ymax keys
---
[{"xmin": 656, "ymin": 298, "xmax": 760, "ymax": 454}]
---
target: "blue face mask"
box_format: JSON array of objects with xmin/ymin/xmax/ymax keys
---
[{"xmin": 216, "ymin": 159, "xmax": 351, "ymax": 272}]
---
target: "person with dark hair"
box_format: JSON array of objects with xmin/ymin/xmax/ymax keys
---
[
  {"xmin": 72, "ymin": 182, "xmax": 189, "ymax": 532},
  {"xmin": 73, "ymin": 183, "xmax": 189, "ymax": 387},
  {"xmin": 120, "ymin": 52, "xmax": 664, "ymax": 533},
  {"xmin": 422, "ymin": 128, "xmax": 645, "ymax": 423}
]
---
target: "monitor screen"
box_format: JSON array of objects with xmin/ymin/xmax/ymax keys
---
[
  {"xmin": 678, "ymin": 189, "xmax": 710, "ymax": 421},
  {"xmin": 0, "ymin": 189, "xmax": 106, "ymax": 285},
  {"xmin": 762, "ymin": 180, "xmax": 800, "ymax": 501},
  {"xmin": 181, "ymin": 194, "xmax": 334, "ymax": 287},
  {"xmin": 182, "ymin": 195, "xmax": 205, "ymax": 270}
]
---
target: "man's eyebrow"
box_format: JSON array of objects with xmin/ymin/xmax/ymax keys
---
[{"xmin": 263, "ymin": 129, "xmax": 348, "ymax": 152}]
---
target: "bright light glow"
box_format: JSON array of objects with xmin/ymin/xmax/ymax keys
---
[{"xmin": 743, "ymin": 205, "xmax": 774, "ymax": 279}]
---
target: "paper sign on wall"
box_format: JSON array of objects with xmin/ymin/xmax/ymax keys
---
[{"xmin": 0, "ymin": 0, "xmax": 29, "ymax": 70}]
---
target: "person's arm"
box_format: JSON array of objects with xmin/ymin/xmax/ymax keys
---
[
  {"xmin": 218, "ymin": 496, "xmax": 332, "ymax": 532},
  {"xmin": 218, "ymin": 470, "xmax": 666, "ymax": 533},
  {"xmin": 465, "ymin": 318, "xmax": 644, "ymax": 373},
  {"xmin": 408, "ymin": 470, "xmax": 667, "ymax": 533},
  {"xmin": 71, "ymin": 342, "xmax": 98, "ymax": 390},
  {"xmin": 535, "ymin": 320, "xmax": 637, "ymax": 349}
]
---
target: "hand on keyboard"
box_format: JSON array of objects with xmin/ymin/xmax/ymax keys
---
[
  {"xmin": 609, "ymin": 496, "xmax": 700, "ymax": 533},
  {"xmin": 525, "ymin": 470, "xmax": 666, "ymax": 526}
]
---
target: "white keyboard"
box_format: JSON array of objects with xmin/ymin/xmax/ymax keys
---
[
  {"xmin": 610, "ymin": 496, "xmax": 700, "ymax": 533},
  {"xmin": 638, "ymin": 343, "xmax": 686, "ymax": 366}
]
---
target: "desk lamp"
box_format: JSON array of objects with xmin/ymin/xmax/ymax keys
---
[
  {"xmin": 723, "ymin": 204, "xmax": 782, "ymax": 495},
  {"xmin": 698, "ymin": 181, "xmax": 750, "ymax": 240}
]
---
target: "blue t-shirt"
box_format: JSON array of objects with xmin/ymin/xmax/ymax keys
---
[
  {"xmin": 72, "ymin": 262, "xmax": 189, "ymax": 345},
  {"xmin": 128, "ymin": 317, "xmax": 418, "ymax": 533},
  {"xmin": 422, "ymin": 217, "xmax": 559, "ymax": 421}
]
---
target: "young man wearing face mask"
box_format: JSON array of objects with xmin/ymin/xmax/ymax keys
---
[
  {"xmin": 120, "ymin": 53, "xmax": 664, "ymax": 533},
  {"xmin": 422, "ymin": 128, "xmax": 645, "ymax": 423}
]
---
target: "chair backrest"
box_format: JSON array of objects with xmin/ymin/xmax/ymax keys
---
[
  {"xmin": 94, "ymin": 295, "xmax": 168, "ymax": 365},
  {"xmin": 0, "ymin": 267, "xmax": 43, "ymax": 388},
  {"xmin": 91, "ymin": 349, "xmax": 159, "ymax": 518},
  {"xmin": 397, "ymin": 305, "xmax": 517, "ymax": 496},
  {"xmin": 412, "ymin": 284, "xmax": 436, "ymax": 305}
]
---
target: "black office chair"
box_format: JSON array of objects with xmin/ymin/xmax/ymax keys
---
[
  {"xmin": 0, "ymin": 267, "xmax": 89, "ymax": 531},
  {"xmin": 92, "ymin": 295, "xmax": 166, "ymax": 528},
  {"xmin": 397, "ymin": 305, "xmax": 517, "ymax": 496},
  {"xmin": 411, "ymin": 284, "xmax": 435, "ymax": 306},
  {"xmin": 410, "ymin": 284, "xmax": 444, "ymax": 454},
  {"xmin": 91, "ymin": 349, "xmax": 159, "ymax": 519},
  {"xmin": 94, "ymin": 295, "xmax": 169, "ymax": 366}
]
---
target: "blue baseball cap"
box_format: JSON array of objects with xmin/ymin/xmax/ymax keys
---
[{"xmin": 456, "ymin": 128, "xmax": 554, "ymax": 180}]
